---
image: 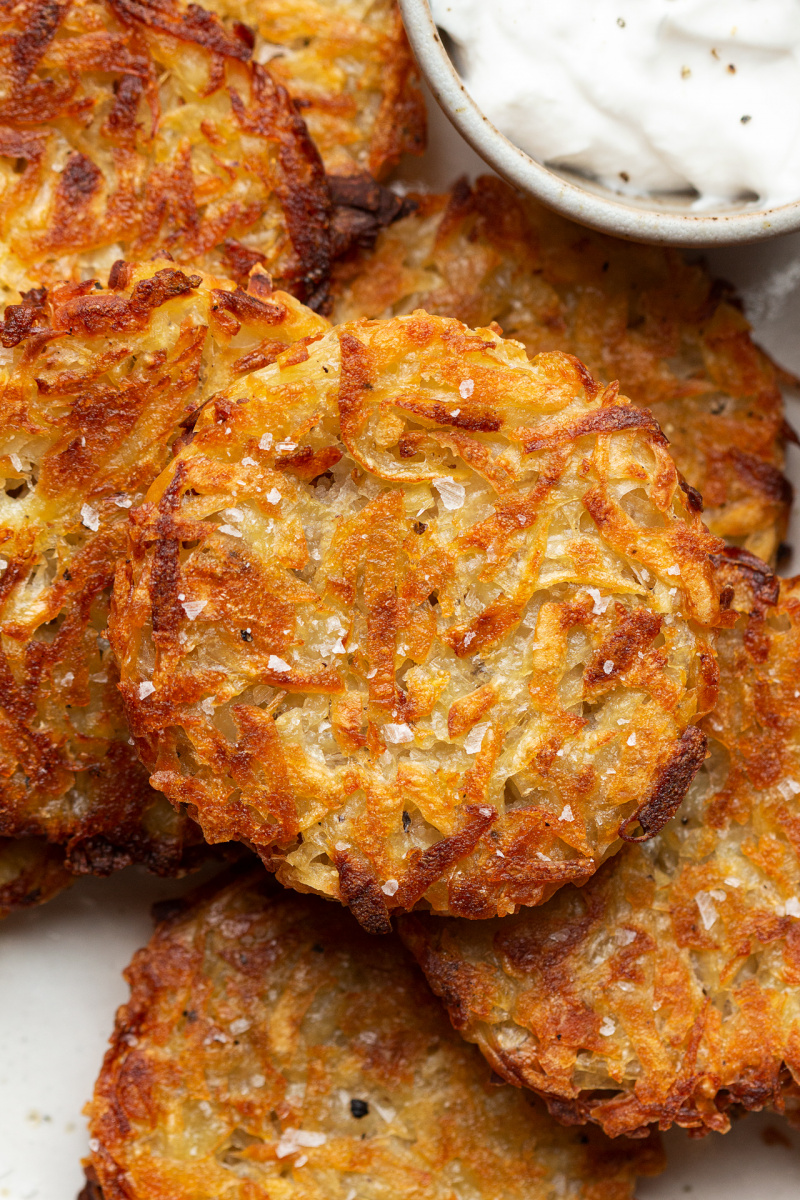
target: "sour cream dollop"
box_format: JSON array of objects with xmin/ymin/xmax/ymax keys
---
[{"xmin": 431, "ymin": 0, "xmax": 800, "ymax": 209}]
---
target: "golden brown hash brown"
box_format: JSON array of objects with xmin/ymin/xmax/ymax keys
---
[
  {"xmin": 0, "ymin": 835, "xmax": 73, "ymax": 915},
  {"xmin": 0, "ymin": 0, "xmax": 423, "ymax": 308},
  {"xmin": 199, "ymin": 0, "xmax": 425, "ymax": 179},
  {"xmin": 332, "ymin": 177, "xmax": 793, "ymax": 563},
  {"xmin": 401, "ymin": 554, "xmax": 800, "ymax": 1138},
  {"xmin": 111, "ymin": 312, "xmax": 722, "ymax": 931},
  {"xmin": 0, "ymin": 260, "xmax": 328, "ymax": 881},
  {"xmin": 85, "ymin": 870, "xmax": 663, "ymax": 1200}
]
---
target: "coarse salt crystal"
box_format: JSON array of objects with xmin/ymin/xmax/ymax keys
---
[
  {"xmin": 182, "ymin": 599, "xmax": 207, "ymax": 620},
  {"xmin": 586, "ymin": 586, "xmax": 610, "ymax": 614},
  {"xmin": 463, "ymin": 632, "xmax": 476, "ymax": 648},
  {"xmin": 695, "ymin": 891, "xmax": 720, "ymax": 930},
  {"xmin": 229, "ymin": 1018, "xmax": 251, "ymax": 1035},
  {"xmin": 459, "ymin": 378, "xmax": 475, "ymax": 399},
  {"xmin": 724, "ymin": 876, "xmax": 741, "ymax": 888},
  {"xmin": 138, "ymin": 681, "xmax": 155, "ymax": 699},
  {"xmin": 496, "ymin": 849, "xmax": 505, "ymax": 858},
  {"xmin": 258, "ymin": 432, "xmax": 273, "ymax": 450},
  {"xmin": 268, "ymin": 655, "xmax": 291, "ymax": 672},
  {"xmin": 200, "ymin": 698, "xmax": 215, "ymax": 714},
  {"xmin": 603, "ymin": 660, "xmax": 614, "ymax": 675},
  {"xmin": 61, "ymin": 672, "xmax": 74, "ymax": 685},
  {"xmin": 241, "ymin": 456, "xmax": 258, "ymax": 467},
  {"xmin": 275, "ymin": 1129, "xmax": 327, "ymax": 1158},
  {"xmin": 616, "ymin": 928, "xmax": 636, "ymax": 946},
  {"xmin": 0, "ymin": 559, "xmax": 6, "ymax": 570},
  {"xmin": 433, "ymin": 477, "xmax": 466, "ymax": 510},
  {"xmin": 450, "ymin": 408, "xmax": 460, "ymax": 417},
  {"xmin": 266, "ymin": 488, "xmax": 282, "ymax": 505},
  {"xmin": 381, "ymin": 878, "xmax": 399, "ymax": 896},
  {"xmin": 251, "ymin": 1074, "xmax": 266, "ymax": 1088},
  {"xmin": 224, "ymin": 507, "xmax": 244, "ymax": 521},
  {"xmin": 218, "ymin": 524, "xmax": 242, "ymax": 538},
  {"xmin": 114, "ymin": 495, "xmax": 133, "ymax": 508},
  {"xmin": 627, "ymin": 732, "xmax": 637, "ymax": 746},
  {"xmin": 276, "ymin": 440, "xmax": 297, "ymax": 453},
  {"xmin": 559, "ymin": 804, "xmax": 574, "ymax": 821},
  {"xmin": 599, "ymin": 1017, "xmax": 616, "ymax": 1036},
  {"xmin": 384, "ymin": 722, "xmax": 414, "ymax": 744},
  {"xmin": 778, "ymin": 778, "xmax": 800, "ymax": 801},
  {"xmin": 81, "ymin": 503, "xmax": 100, "ymax": 531},
  {"xmin": 374, "ymin": 1102, "xmax": 396, "ymax": 1123},
  {"xmin": 479, "ymin": 806, "xmax": 493, "ymax": 818},
  {"xmin": 666, "ymin": 565, "xmax": 681, "ymax": 576},
  {"xmin": 464, "ymin": 722, "xmax": 489, "ymax": 754},
  {"xmin": 786, "ymin": 898, "xmax": 800, "ymax": 918},
  {"xmin": 536, "ymin": 851, "xmax": 551, "ymax": 862},
  {"xmin": 10, "ymin": 452, "xmax": 23, "ymax": 471}
]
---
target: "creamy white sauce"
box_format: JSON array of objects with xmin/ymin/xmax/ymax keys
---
[{"xmin": 431, "ymin": 0, "xmax": 800, "ymax": 209}]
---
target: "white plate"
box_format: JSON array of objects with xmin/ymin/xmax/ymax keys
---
[{"xmin": 2, "ymin": 90, "xmax": 800, "ymax": 1200}]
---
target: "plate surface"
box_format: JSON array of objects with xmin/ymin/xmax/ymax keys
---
[{"xmin": 2, "ymin": 88, "xmax": 800, "ymax": 1200}]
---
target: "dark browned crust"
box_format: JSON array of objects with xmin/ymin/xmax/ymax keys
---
[
  {"xmin": 77, "ymin": 1165, "xmax": 105, "ymax": 1200},
  {"xmin": 0, "ymin": 837, "xmax": 73, "ymax": 917},
  {"xmin": 618, "ymin": 725, "xmax": 708, "ymax": 842}
]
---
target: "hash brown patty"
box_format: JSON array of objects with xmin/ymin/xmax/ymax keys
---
[
  {"xmin": 401, "ymin": 553, "xmax": 800, "ymax": 1137},
  {"xmin": 111, "ymin": 311, "xmax": 721, "ymax": 929},
  {"xmin": 333, "ymin": 177, "xmax": 793, "ymax": 563},
  {"xmin": 85, "ymin": 870, "xmax": 663, "ymax": 1199},
  {"xmin": 0, "ymin": 0, "xmax": 423, "ymax": 308},
  {"xmin": 0, "ymin": 261, "xmax": 327, "ymax": 888}
]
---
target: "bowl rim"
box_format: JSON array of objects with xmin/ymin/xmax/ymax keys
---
[{"xmin": 399, "ymin": 0, "xmax": 800, "ymax": 247}]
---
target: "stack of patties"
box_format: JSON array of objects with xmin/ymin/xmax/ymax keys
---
[
  {"xmin": 0, "ymin": 0, "xmax": 425, "ymax": 911},
  {"xmin": 0, "ymin": 7, "xmax": 797, "ymax": 1190}
]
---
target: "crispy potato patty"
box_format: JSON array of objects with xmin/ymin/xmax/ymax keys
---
[
  {"xmin": 332, "ymin": 177, "xmax": 792, "ymax": 563},
  {"xmin": 0, "ymin": 261, "xmax": 327, "ymax": 883},
  {"xmin": 0, "ymin": 0, "xmax": 423, "ymax": 308},
  {"xmin": 85, "ymin": 871, "xmax": 663, "ymax": 1199},
  {"xmin": 401, "ymin": 554, "xmax": 800, "ymax": 1137},
  {"xmin": 201, "ymin": 0, "xmax": 425, "ymax": 178},
  {"xmin": 111, "ymin": 312, "xmax": 721, "ymax": 929}
]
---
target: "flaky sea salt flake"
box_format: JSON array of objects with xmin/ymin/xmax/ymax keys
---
[
  {"xmin": 433, "ymin": 477, "xmax": 465, "ymax": 510},
  {"xmin": 182, "ymin": 599, "xmax": 207, "ymax": 620},
  {"xmin": 384, "ymin": 722, "xmax": 414, "ymax": 744},
  {"xmin": 464, "ymin": 722, "xmax": 489, "ymax": 754},
  {"xmin": 80, "ymin": 503, "xmax": 100, "ymax": 531}
]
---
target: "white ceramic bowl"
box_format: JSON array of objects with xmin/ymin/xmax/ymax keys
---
[{"xmin": 399, "ymin": 0, "xmax": 800, "ymax": 247}]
